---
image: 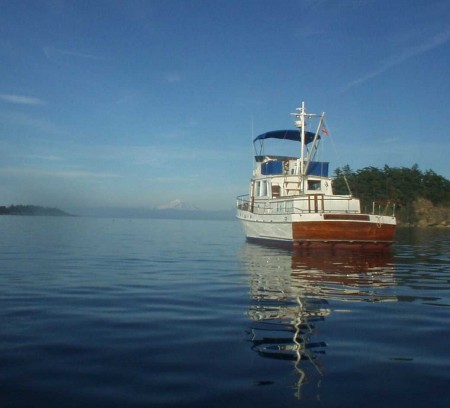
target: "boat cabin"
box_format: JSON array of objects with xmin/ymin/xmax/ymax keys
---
[{"xmin": 252, "ymin": 155, "xmax": 332, "ymax": 198}]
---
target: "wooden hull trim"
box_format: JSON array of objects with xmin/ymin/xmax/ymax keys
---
[
  {"xmin": 292, "ymin": 240, "xmax": 393, "ymax": 251},
  {"xmin": 247, "ymin": 236, "xmax": 393, "ymax": 251},
  {"xmin": 292, "ymin": 220, "xmax": 396, "ymax": 243}
]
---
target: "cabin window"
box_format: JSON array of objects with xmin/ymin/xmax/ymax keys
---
[
  {"xmin": 285, "ymin": 201, "xmax": 293, "ymax": 212},
  {"xmin": 307, "ymin": 180, "xmax": 321, "ymax": 191},
  {"xmin": 254, "ymin": 180, "xmax": 269, "ymax": 197},
  {"xmin": 261, "ymin": 180, "xmax": 268, "ymax": 196},
  {"xmin": 277, "ymin": 201, "xmax": 285, "ymax": 213},
  {"xmin": 272, "ymin": 185, "xmax": 280, "ymax": 198}
]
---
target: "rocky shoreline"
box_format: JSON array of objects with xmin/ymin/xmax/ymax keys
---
[{"xmin": 411, "ymin": 198, "xmax": 450, "ymax": 228}]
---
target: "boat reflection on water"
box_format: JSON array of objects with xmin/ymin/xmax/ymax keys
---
[{"xmin": 241, "ymin": 243, "xmax": 397, "ymax": 398}]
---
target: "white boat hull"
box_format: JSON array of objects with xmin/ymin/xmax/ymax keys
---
[{"xmin": 237, "ymin": 209, "xmax": 396, "ymax": 250}]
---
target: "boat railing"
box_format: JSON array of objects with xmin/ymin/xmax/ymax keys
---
[
  {"xmin": 237, "ymin": 195, "xmax": 396, "ymax": 217},
  {"xmin": 371, "ymin": 200, "xmax": 396, "ymax": 217},
  {"xmin": 236, "ymin": 195, "xmax": 251, "ymax": 211},
  {"xmin": 237, "ymin": 194, "xmax": 362, "ymax": 215}
]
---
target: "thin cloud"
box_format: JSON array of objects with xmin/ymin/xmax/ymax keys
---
[
  {"xmin": 165, "ymin": 72, "xmax": 181, "ymax": 83},
  {"xmin": 15, "ymin": 154, "xmax": 64, "ymax": 162},
  {"xmin": 344, "ymin": 28, "xmax": 450, "ymax": 90},
  {"xmin": 113, "ymin": 93, "xmax": 137, "ymax": 105},
  {"xmin": 0, "ymin": 167, "xmax": 118, "ymax": 179},
  {"xmin": 0, "ymin": 111, "xmax": 63, "ymax": 136},
  {"xmin": 0, "ymin": 94, "xmax": 46, "ymax": 105},
  {"xmin": 43, "ymin": 46, "xmax": 103, "ymax": 62},
  {"xmin": 153, "ymin": 175, "xmax": 199, "ymax": 184},
  {"xmin": 383, "ymin": 137, "xmax": 400, "ymax": 144},
  {"xmin": 88, "ymin": 144, "xmax": 242, "ymax": 165}
]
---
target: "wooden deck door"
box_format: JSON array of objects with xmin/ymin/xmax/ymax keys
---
[{"xmin": 308, "ymin": 194, "xmax": 325, "ymax": 213}]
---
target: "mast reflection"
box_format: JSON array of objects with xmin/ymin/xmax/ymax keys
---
[{"xmin": 242, "ymin": 243, "xmax": 396, "ymax": 398}]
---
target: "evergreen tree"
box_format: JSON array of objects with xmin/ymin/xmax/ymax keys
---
[{"xmin": 332, "ymin": 164, "xmax": 449, "ymax": 224}]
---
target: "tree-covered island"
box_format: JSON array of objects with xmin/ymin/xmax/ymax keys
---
[
  {"xmin": 333, "ymin": 164, "xmax": 450, "ymax": 226},
  {"xmin": 0, "ymin": 205, "xmax": 73, "ymax": 217}
]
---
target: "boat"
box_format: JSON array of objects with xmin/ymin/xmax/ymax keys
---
[{"xmin": 236, "ymin": 101, "xmax": 396, "ymax": 250}]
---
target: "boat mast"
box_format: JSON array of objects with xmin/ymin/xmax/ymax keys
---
[
  {"xmin": 291, "ymin": 102, "xmax": 307, "ymax": 192},
  {"xmin": 292, "ymin": 102, "xmax": 323, "ymax": 191},
  {"xmin": 291, "ymin": 102, "xmax": 306, "ymax": 175},
  {"xmin": 300, "ymin": 101, "xmax": 306, "ymax": 176}
]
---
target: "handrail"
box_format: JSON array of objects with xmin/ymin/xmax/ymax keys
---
[
  {"xmin": 236, "ymin": 195, "xmax": 251, "ymax": 211},
  {"xmin": 372, "ymin": 200, "xmax": 396, "ymax": 217},
  {"xmin": 237, "ymin": 194, "xmax": 396, "ymax": 217}
]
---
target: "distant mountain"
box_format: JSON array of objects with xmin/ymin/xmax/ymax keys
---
[
  {"xmin": 156, "ymin": 199, "xmax": 200, "ymax": 211},
  {"xmin": 0, "ymin": 205, "xmax": 73, "ymax": 216}
]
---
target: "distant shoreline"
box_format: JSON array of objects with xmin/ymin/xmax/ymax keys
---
[
  {"xmin": 0, "ymin": 205, "xmax": 236, "ymax": 220},
  {"xmin": 0, "ymin": 205, "xmax": 74, "ymax": 217}
]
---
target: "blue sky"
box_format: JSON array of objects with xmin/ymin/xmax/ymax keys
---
[{"xmin": 1, "ymin": 0, "xmax": 449, "ymax": 211}]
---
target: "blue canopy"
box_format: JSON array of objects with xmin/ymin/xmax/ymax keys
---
[{"xmin": 253, "ymin": 130, "xmax": 318, "ymax": 145}]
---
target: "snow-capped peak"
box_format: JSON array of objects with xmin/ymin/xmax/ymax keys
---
[{"xmin": 156, "ymin": 199, "xmax": 198, "ymax": 210}]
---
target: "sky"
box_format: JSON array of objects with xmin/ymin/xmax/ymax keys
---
[{"xmin": 1, "ymin": 0, "xmax": 449, "ymax": 211}]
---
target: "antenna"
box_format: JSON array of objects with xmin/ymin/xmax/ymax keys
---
[
  {"xmin": 251, "ymin": 115, "xmax": 257, "ymax": 168},
  {"xmin": 251, "ymin": 115, "xmax": 254, "ymax": 140}
]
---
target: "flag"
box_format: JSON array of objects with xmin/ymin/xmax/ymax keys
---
[{"xmin": 322, "ymin": 127, "xmax": 328, "ymax": 136}]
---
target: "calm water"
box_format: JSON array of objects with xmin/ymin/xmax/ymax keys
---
[{"xmin": 0, "ymin": 217, "xmax": 449, "ymax": 407}]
